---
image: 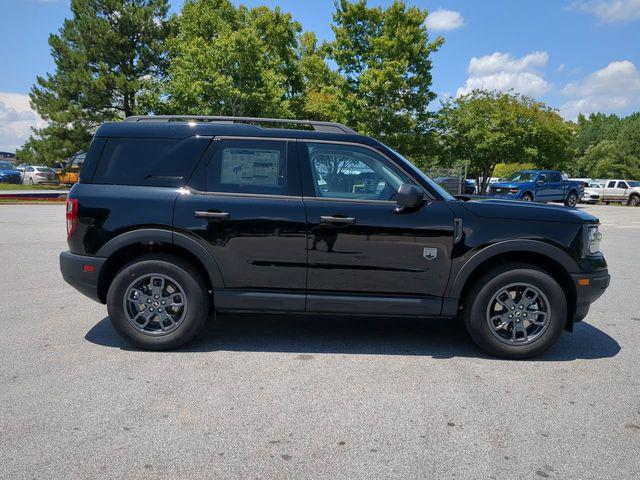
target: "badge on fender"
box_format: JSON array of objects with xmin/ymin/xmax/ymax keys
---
[{"xmin": 423, "ymin": 247, "xmax": 437, "ymax": 260}]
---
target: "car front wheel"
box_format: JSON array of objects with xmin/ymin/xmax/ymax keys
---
[
  {"xmin": 521, "ymin": 193, "xmax": 534, "ymax": 202},
  {"xmin": 107, "ymin": 254, "xmax": 209, "ymax": 350},
  {"xmin": 464, "ymin": 263, "xmax": 566, "ymax": 359}
]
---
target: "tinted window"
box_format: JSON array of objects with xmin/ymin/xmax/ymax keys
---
[
  {"xmin": 306, "ymin": 143, "xmax": 413, "ymax": 201},
  {"xmin": 548, "ymin": 172, "xmax": 562, "ymax": 182},
  {"xmin": 618, "ymin": 181, "xmax": 628, "ymax": 189},
  {"xmin": 607, "ymin": 181, "xmax": 616, "ymax": 188},
  {"xmin": 205, "ymin": 139, "xmax": 287, "ymax": 195},
  {"xmin": 93, "ymin": 137, "xmax": 210, "ymax": 186},
  {"xmin": 505, "ymin": 172, "xmax": 537, "ymax": 182}
]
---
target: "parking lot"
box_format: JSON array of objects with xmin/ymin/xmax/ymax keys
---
[{"xmin": 0, "ymin": 203, "xmax": 638, "ymax": 480}]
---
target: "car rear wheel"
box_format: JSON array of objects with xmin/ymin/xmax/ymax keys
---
[
  {"xmin": 564, "ymin": 191, "xmax": 578, "ymax": 207},
  {"xmin": 463, "ymin": 263, "xmax": 566, "ymax": 359},
  {"xmin": 107, "ymin": 254, "xmax": 209, "ymax": 350}
]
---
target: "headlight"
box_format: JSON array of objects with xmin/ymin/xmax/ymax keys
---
[{"xmin": 584, "ymin": 224, "xmax": 602, "ymax": 256}]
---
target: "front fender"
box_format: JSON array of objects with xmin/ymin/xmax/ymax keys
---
[{"xmin": 445, "ymin": 239, "xmax": 580, "ymax": 299}]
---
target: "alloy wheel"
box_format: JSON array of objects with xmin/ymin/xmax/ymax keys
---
[
  {"xmin": 486, "ymin": 283, "xmax": 551, "ymax": 345},
  {"xmin": 123, "ymin": 273, "xmax": 188, "ymax": 336}
]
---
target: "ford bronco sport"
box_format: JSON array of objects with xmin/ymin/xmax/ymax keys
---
[{"xmin": 60, "ymin": 116, "xmax": 610, "ymax": 358}]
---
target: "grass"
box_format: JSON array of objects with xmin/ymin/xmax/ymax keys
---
[{"xmin": 0, "ymin": 183, "xmax": 68, "ymax": 191}]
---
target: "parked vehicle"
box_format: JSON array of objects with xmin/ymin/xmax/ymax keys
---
[
  {"xmin": 22, "ymin": 165, "xmax": 57, "ymax": 185},
  {"xmin": 487, "ymin": 170, "xmax": 583, "ymax": 206},
  {"xmin": 0, "ymin": 161, "xmax": 23, "ymax": 184},
  {"xmin": 590, "ymin": 180, "xmax": 640, "ymax": 206},
  {"xmin": 60, "ymin": 115, "xmax": 610, "ymax": 359},
  {"xmin": 50, "ymin": 162, "xmax": 66, "ymax": 175},
  {"xmin": 58, "ymin": 152, "xmax": 86, "ymax": 185},
  {"xmin": 581, "ymin": 181, "xmax": 604, "ymax": 204}
]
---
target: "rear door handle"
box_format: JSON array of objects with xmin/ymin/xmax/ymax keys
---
[
  {"xmin": 194, "ymin": 211, "xmax": 230, "ymax": 220},
  {"xmin": 320, "ymin": 215, "xmax": 356, "ymax": 225}
]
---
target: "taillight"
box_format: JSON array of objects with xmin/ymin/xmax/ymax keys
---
[{"xmin": 66, "ymin": 199, "xmax": 78, "ymax": 239}]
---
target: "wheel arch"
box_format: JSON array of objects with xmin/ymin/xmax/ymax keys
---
[
  {"xmin": 96, "ymin": 228, "xmax": 223, "ymax": 304},
  {"xmin": 448, "ymin": 241, "xmax": 578, "ymax": 331}
]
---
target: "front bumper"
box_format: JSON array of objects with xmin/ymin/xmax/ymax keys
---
[
  {"xmin": 59, "ymin": 251, "xmax": 106, "ymax": 303},
  {"xmin": 486, "ymin": 193, "xmax": 521, "ymax": 200},
  {"xmin": 571, "ymin": 270, "xmax": 610, "ymax": 323}
]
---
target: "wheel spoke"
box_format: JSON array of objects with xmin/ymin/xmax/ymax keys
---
[
  {"xmin": 496, "ymin": 290, "xmax": 517, "ymax": 311},
  {"xmin": 519, "ymin": 288, "xmax": 539, "ymax": 310}
]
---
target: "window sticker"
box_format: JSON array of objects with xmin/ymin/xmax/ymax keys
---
[{"xmin": 220, "ymin": 148, "xmax": 281, "ymax": 186}]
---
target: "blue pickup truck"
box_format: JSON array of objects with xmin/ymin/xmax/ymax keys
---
[{"xmin": 487, "ymin": 170, "xmax": 583, "ymax": 207}]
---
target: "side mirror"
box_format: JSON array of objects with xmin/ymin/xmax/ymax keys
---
[{"xmin": 395, "ymin": 183, "xmax": 424, "ymax": 210}]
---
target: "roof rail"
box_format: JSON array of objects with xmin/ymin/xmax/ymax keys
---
[{"xmin": 123, "ymin": 115, "xmax": 357, "ymax": 135}]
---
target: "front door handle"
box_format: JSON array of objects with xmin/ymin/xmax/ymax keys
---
[
  {"xmin": 320, "ymin": 215, "xmax": 356, "ymax": 225},
  {"xmin": 194, "ymin": 211, "xmax": 230, "ymax": 220}
]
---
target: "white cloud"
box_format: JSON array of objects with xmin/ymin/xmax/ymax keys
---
[
  {"xmin": 457, "ymin": 51, "xmax": 550, "ymax": 97},
  {"xmin": 468, "ymin": 51, "xmax": 549, "ymax": 75},
  {"xmin": 559, "ymin": 60, "xmax": 640, "ymax": 118},
  {"xmin": 573, "ymin": 0, "xmax": 640, "ymax": 23},
  {"xmin": 425, "ymin": 9, "xmax": 464, "ymax": 31},
  {"xmin": 0, "ymin": 93, "xmax": 45, "ymax": 153}
]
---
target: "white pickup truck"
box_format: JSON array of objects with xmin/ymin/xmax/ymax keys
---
[{"xmin": 588, "ymin": 179, "xmax": 640, "ymax": 206}]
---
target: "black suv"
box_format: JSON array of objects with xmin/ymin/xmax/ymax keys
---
[{"xmin": 60, "ymin": 115, "xmax": 610, "ymax": 358}]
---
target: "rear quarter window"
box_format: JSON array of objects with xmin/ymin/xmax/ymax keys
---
[{"xmin": 92, "ymin": 137, "xmax": 211, "ymax": 186}]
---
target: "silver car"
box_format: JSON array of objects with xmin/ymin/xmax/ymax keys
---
[{"xmin": 22, "ymin": 166, "xmax": 57, "ymax": 185}]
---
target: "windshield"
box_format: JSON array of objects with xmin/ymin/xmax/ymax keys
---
[
  {"xmin": 0, "ymin": 162, "xmax": 17, "ymax": 170},
  {"xmin": 384, "ymin": 146, "xmax": 456, "ymax": 200},
  {"xmin": 589, "ymin": 182, "xmax": 603, "ymax": 188},
  {"xmin": 628, "ymin": 181, "xmax": 640, "ymax": 187},
  {"xmin": 36, "ymin": 167, "xmax": 54, "ymax": 173},
  {"xmin": 504, "ymin": 171, "xmax": 538, "ymax": 182}
]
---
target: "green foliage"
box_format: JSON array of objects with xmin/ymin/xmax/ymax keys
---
[
  {"xmin": 326, "ymin": 0, "xmax": 443, "ymax": 160},
  {"xmin": 17, "ymin": 0, "xmax": 170, "ymax": 164},
  {"xmin": 436, "ymin": 90, "xmax": 574, "ymax": 192},
  {"xmin": 147, "ymin": 0, "xmax": 303, "ymax": 117},
  {"xmin": 574, "ymin": 113, "xmax": 620, "ymax": 156},
  {"xmin": 571, "ymin": 112, "xmax": 640, "ymax": 178},
  {"xmin": 576, "ymin": 141, "xmax": 640, "ymax": 179}
]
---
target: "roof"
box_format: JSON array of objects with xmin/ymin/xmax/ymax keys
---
[{"xmin": 95, "ymin": 117, "xmax": 381, "ymax": 148}]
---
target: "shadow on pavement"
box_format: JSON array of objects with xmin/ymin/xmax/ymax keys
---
[{"xmin": 85, "ymin": 314, "xmax": 620, "ymax": 361}]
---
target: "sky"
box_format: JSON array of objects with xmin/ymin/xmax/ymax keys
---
[{"xmin": 0, "ymin": 0, "xmax": 639, "ymax": 152}]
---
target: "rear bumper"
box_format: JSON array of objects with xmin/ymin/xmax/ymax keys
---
[
  {"xmin": 59, "ymin": 251, "xmax": 106, "ymax": 303},
  {"xmin": 571, "ymin": 270, "xmax": 610, "ymax": 322}
]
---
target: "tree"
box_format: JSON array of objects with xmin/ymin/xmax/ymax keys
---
[
  {"xmin": 18, "ymin": 0, "xmax": 170, "ymax": 164},
  {"xmin": 149, "ymin": 0, "xmax": 303, "ymax": 118},
  {"xmin": 436, "ymin": 90, "xmax": 574, "ymax": 193},
  {"xmin": 617, "ymin": 112, "xmax": 640, "ymax": 157},
  {"xmin": 574, "ymin": 112, "xmax": 620, "ymax": 156},
  {"xmin": 576, "ymin": 140, "xmax": 640, "ymax": 179},
  {"xmin": 325, "ymin": 0, "xmax": 443, "ymax": 160}
]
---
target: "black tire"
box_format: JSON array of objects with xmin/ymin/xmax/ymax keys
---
[
  {"xmin": 463, "ymin": 263, "xmax": 567, "ymax": 359},
  {"xmin": 107, "ymin": 253, "xmax": 209, "ymax": 350},
  {"xmin": 521, "ymin": 192, "xmax": 534, "ymax": 202},
  {"xmin": 627, "ymin": 195, "xmax": 640, "ymax": 207},
  {"xmin": 564, "ymin": 191, "xmax": 578, "ymax": 207}
]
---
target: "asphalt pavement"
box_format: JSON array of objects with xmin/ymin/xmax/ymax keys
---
[{"xmin": 0, "ymin": 203, "xmax": 638, "ymax": 480}]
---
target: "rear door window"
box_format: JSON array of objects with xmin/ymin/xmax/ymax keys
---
[
  {"xmin": 548, "ymin": 172, "xmax": 562, "ymax": 182},
  {"xmin": 204, "ymin": 139, "xmax": 289, "ymax": 196},
  {"xmin": 93, "ymin": 137, "xmax": 211, "ymax": 186}
]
